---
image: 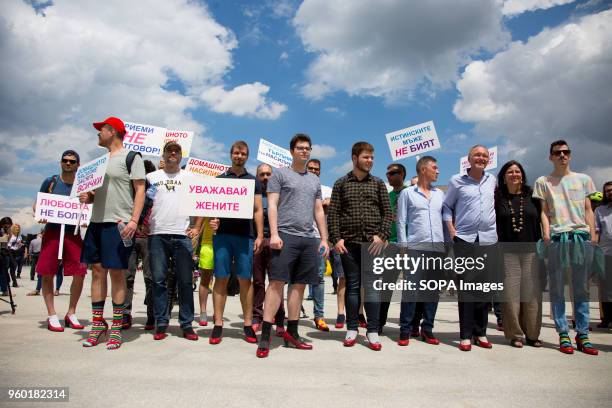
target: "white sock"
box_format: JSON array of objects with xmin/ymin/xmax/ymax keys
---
[
  {"xmin": 200, "ymin": 312, "xmax": 207, "ymax": 322},
  {"xmin": 366, "ymin": 332, "xmax": 380, "ymax": 344},
  {"xmin": 345, "ymin": 330, "xmax": 358, "ymax": 341},
  {"xmin": 48, "ymin": 315, "xmax": 61, "ymax": 327},
  {"xmin": 67, "ymin": 314, "xmax": 81, "ymax": 326}
]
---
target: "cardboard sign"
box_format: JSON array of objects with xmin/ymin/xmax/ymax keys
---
[
  {"xmin": 184, "ymin": 157, "xmax": 231, "ymax": 178},
  {"xmin": 460, "ymin": 146, "xmax": 498, "ymax": 175},
  {"xmin": 164, "ymin": 129, "xmax": 194, "ymax": 157},
  {"xmin": 386, "ymin": 120, "xmax": 440, "ymax": 161},
  {"xmin": 321, "ymin": 185, "xmax": 332, "ymax": 200},
  {"xmin": 70, "ymin": 153, "xmax": 109, "ymax": 197},
  {"xmin": 123, "ymin": 121, "xmax": 167, "ymax": 156},
  {"xmin": 35, "ymin": 193, "xmax": 92, "ymax": 226},
  {"xmin": 257, "ymin": 138, "xmax": 292, "ymax": 168},
  {"xmin": 179, "ymin": 175, "xmax": 255, "ymax": 219}
]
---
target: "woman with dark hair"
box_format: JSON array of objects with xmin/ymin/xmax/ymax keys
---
[
  {"xmin": 595, "ymin": 181, "xmax": 612, "ymax": 328},
  {"xmin": 495, "ymin": 161, "xmax": 543, "ymax": 348}
]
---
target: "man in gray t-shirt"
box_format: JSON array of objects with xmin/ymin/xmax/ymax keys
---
[
  {"xmin": 256, "ymin": 134, "xmax": 329, "ymax": 358},
  {"xmin": 79, "ymin": 117, "xmax": 145, "ymax": 351}
]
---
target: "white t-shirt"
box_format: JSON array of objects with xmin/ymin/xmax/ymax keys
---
[{"xmin": 146, "ymin": 169, "xmax": 189, "ymax": 236}]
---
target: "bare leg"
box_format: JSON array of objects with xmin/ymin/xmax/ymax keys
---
[
  {"xmin": 239, "ymin": 278, "xmax": 253, "ymax": 326},
  {"xmin": 212, "ymin": 277, "xmax": 228, "ymax": 326},
  {"xmin": 67, "ymin": 275, "xmax": 85, "ymax": 315}
]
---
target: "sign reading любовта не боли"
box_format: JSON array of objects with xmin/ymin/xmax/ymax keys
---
[{"xmin": 386, "ymin": 120, "xmax": 441, "ymax": 161}]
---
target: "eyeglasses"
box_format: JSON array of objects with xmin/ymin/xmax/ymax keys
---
[
  {"xmin": 62, "ymin": 159, "xmax": 77, "ymax": 164},
  {"xmin": 552, "ymin": 149, "xmax": 571, "ymax": 157},
  {"xmin": 294, "ymin": 146, "xmax": 312, "ymax": 152},
  {"xmin": 386, "ymin": 171, "xmax": 400, "ymax": 176}
]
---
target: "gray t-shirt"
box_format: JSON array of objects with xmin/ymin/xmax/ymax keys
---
[
  {"xmin": 91, "ymin": 149, "xmax": 145, "ymax": 223},
  {"xmin": 595, "ymin": 204, "xmax": 612, "ymax": 256},
  {"xmin": 267, "ymin": 166, "xmax": 322, "ymax": 238}
]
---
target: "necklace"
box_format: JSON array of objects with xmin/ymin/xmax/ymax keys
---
[{"xmin": 508, "ymin": 195, "xmax": 524, "ymax": 233}]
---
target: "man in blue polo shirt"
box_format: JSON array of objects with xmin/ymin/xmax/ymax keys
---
[{"xmin": 209, "ymin": 141, "xmax": 264, "ymax": 345}]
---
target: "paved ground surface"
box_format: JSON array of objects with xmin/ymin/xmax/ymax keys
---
[{"xmin": 1, "ymin": 274, "xmax": 611, "ymax": 408}]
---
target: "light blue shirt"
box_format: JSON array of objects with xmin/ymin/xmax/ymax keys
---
[
  {"xmin": 397, "ymin": 184, "xmax": 445, "ymax": 252},
  {"xmin": 442, "ymin": 172, "xmax": 497, "ymax": 243}
]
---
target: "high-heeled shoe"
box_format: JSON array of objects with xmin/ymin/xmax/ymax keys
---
[
  {"xmin": 82, "ymin": 320, "xmax": 108, "ymax": 347},
  {"xmin": 282, "ymin": 331, "xmax": 312, "ymax": 350},
  {"xmin": 256, "ymin": 340, "xmax": 270, "ymax": 358},
  {"xmin": 575, "ymin": 334, "xmax": 598, "ymax": 355},
  {"xmin": 473, "ymin": 337, "xmax": 493, "ymax": 349},
  {"xmin": 47, "ymin": 317, "xmax": 64, "ymax": 332},
  {"xmin": 421, "ymin": 330, "xmax": 440, "ymax": 345},
  {"xmin": 64, "ymin": 314, "xmax": 84, "ymax": 330},
  {"xmin": 458, "ymin": 340, "xmax": 472, "ymax": 351}
]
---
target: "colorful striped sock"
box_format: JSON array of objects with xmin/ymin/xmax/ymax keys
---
[
  {"xmin": 84, "ymin": 300, "xmax": 106, "ymax": 347},
  {"xmin": 576, "ymin": 333, "xmax": 592, "ymax": 348},
  {"xmin": 107, "ymin": 302, "xmax": 124, "ymax": 350},
  {"xmin": 559, "ymin": 332, "xmax": 572, "ymax": 348}
]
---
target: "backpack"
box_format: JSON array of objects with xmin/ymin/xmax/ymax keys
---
[
  {"xmin": 43, "ymin": 175, "xmax": 59, "ymax": 194},
  {"xmin": 125, "ymin": 151, "xmax": 153, "ymax": 226}
]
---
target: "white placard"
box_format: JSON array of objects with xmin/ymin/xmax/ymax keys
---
[
  {"xmin": 35, "ymin": 193, "xmax": 92, "ymax": 226},
  {"xmin": 179, "ymin": 175, "xmax": 255, "ymax": 219},
  {"xmin": 386, "ymin": 120, "xmax": 440, "ymax": 161},
  {"xmin": 460, "ymin": 146, "xmax": 498, "ymax": 175},
  {"xmin": 164, "ymin": 129, "xmax": 194, "ymax": 157},
  {"xmin": 123, "ymin": 121, "xmax": 167, "ymax": 157},
  {"xmin": 321, "ymin": 185, "xmax": 332, "ymax": 200},
  {"xmin": 257, "ymin": 138, "xmax": 292, "ymax": 168},
  {"xmin": 70, "ymin": 153, "xmax": 109, "ymax": 197},
  {"xmin": 184, "ymin": 157, "xmax": 231, "ymax": 178}
]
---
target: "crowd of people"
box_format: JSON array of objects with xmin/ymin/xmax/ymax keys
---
[{"xmin": 3, "ymin": 116, "xmax": 610, "ymax": 359}]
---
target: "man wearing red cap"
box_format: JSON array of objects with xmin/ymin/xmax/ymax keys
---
[{"xmin": 79, "ymin": 117, "xmax": 146, "ymax": 350}]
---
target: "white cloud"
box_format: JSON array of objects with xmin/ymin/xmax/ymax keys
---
[
  {"xmin": 453, "ymin": 10, "xmax": 612, "ymax": 187},
  {"xmin": 502, "ymin": 0, "xmax": 576, "ymax": 16},
  {"xmin": 280, "ymin": 51, "xmax": 289, "ymax": 61},
  {"xmin": 311, "ymin": 144, "xmax": 337, "ymax": 159},
  {"xmin": 293, "ymin": 0, "xmax": 509, "ymax": 101},
  {"xmin": 331, "ymin": 160, "xmax": 353, "ymax": 175},
  {"xmin": 200, "ymin": 83, "xmax": 288, "ymax": 119}
]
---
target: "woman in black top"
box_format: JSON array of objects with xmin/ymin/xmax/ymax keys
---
[{"xmin": 495, "ymin": 161, "xmax": 543, "ymax": 348}]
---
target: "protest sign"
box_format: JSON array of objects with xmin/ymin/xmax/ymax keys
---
[
  {"xmin": 386, "ymin": 120, "xmax": 440, "ymax": 161},
  {"xmin": 70, "ymin": 153, "xmax": 109, "ymax": 197},
  {"xmin": 164, "ymin": 129, "xmax": 194, "ymax": 157},
  {"xmin": 184, "ymin": 157, "xmax": 231, "ymax": 178},
  {"xmin": 321, "ymin": 185, "xmax": 332, "ymax": 200},
  {"xmin": 123, "ymin": 121, "xmax": 166, "ymax": 156},
  {"xmin": 180, "ymin": 176, "xmax": 255, "ymax": 219},
  {"xmin": 35, "ymin": 193, "xmax": 92, "ymax": 226},
  {"xmin": 459, "ymin": 146, "xmax": 498, "ymax": 175},
  {"xmin": 257, "ymin": 138, "xmax": 292, "ymax": 168}
]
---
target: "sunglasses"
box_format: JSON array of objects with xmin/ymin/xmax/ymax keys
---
[
  {"xmin": 294, "ymin": 146, "xmax": 312, "ymax": 152},
  {"xmin": 307, "ymin": 167, "xmax": 320, "ymax": 171},
  {"xmin": 62, "ymin": 159, "xmax": 78, "ymax": 164},
  {"xmin": 552, "ymin": 149, "xmax": 571, "ymax": 156},
  {"xmin": 386, "ymin": 171, "xmax": 401, "ymax": 176}
]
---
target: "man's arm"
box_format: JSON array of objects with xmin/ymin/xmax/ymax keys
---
[
  {"xmin": 314, "ymin": 198, "xmax": 329, "ymax": 258},
  {"xmin": 376, "ymin": 180, "xmax": 393, "ymax": 242},
  {"xmin": 268, "ymin": 192, "xmax": 282, "ymax": 249},
  {"xmin": 253, "ymin": 194, "xmax": 264, "ymax": 254},
  {"xmin": 585, "ymin": 197, "xmax": 596, "ymax": 244},
  {"xmin": 442, "ymin": 179, "xmax": 458, "ymax": 240},
  {"xmin": 121, "ymin": 179, "xmax": 145, "ymax": 239},
  {"xmin": 396, "ymin": 189, "xmax": 408, "ymax": 244},
  {"xmin": 540, "ymin": 200, "xmax": 551, "ymax": 244}
]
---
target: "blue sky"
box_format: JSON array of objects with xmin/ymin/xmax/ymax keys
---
[{"xmin": 1, "ymin": 0, "xmax": 611, "ymax": 232}]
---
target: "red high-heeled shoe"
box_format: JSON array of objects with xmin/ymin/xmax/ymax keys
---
[
  {"xmin": 47, "ymin": 318, "xmax": 64, "ymax": 332},
  {"xmin": 458, "ymin": 343, "xmax": 472, "ymax": 351},
  {"xmin": 64, "ymin": 314, "xmax": 84, "ymax": 330},
  {"xmin": 282, "ymin": 331, "xmax": 312, "ymax": 350},
  {"xmin": 421, "ymin": 330, "xmax": 440, "ymax": 345},
  {"xmin": 82, "ymin": 320, "xmax": 108, "ymax": 347},
  {"xmin": 473, "ymin": 337, "xmax": 493, "ymax": 349}
]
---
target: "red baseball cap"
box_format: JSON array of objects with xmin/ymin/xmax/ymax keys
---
[{"xmin": 93, "ymin": 117, "xmax": 126, "ymax": 136}]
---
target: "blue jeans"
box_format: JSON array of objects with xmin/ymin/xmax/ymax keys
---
[
  {"xmin": 312, "ymin": 254, "xmax": 326, "ymax": 318},
  {"xmin": 547, "ymin": 241, "xmax": 593, "ymax": 334},
  {"xmin": 400, "ymin": 301, "xmax": 438, "ymax": 333},
  {"xmin": 149, "ymin": 234, "xmax": 194, "ymax": 329}
]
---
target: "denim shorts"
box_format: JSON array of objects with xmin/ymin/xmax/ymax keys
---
[
  {"xmin": 213, "ymin": 233, "xmax": 253, "ymax": 279},
  {"xmin": 81, "ymin": 222, "xmax": 133, "ymax": 269}
]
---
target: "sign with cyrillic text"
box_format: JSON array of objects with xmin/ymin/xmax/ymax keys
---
[
  {"xmin": 185, "ymin": 157, "xmax": 231, "ymax": 178},
  {"xmin": 386, "ymin": 120, "xmax": 440, "ymax": 161},
  {"xmin": 35, "ymin": 193, "xmax": 92, "ymax": 225},
  {"xmin": 123, "ymin": 122, "xmax": 167, "ymax": 156},
  {"xmin": 460, "ymin": 146, "xmax": 498, "ymax": 175},
  {"xmin": 70, "ymin": 153, "xmax": 109, "ymax": 197},
  {"xmin": 257, "ymin": 138, "xmax": 292, "ymax": 168},
  {"xmin": 179, "ymin": 176, "xmax": 255, "ymax": 219},
  {"xmin": 164, "ymin": 130, "xmax": 194, "ymax": 157}
]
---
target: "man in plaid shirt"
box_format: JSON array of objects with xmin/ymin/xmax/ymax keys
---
[{"xmin": 328, "ymin": 141, "xmax": 392, "ymax": 351}]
